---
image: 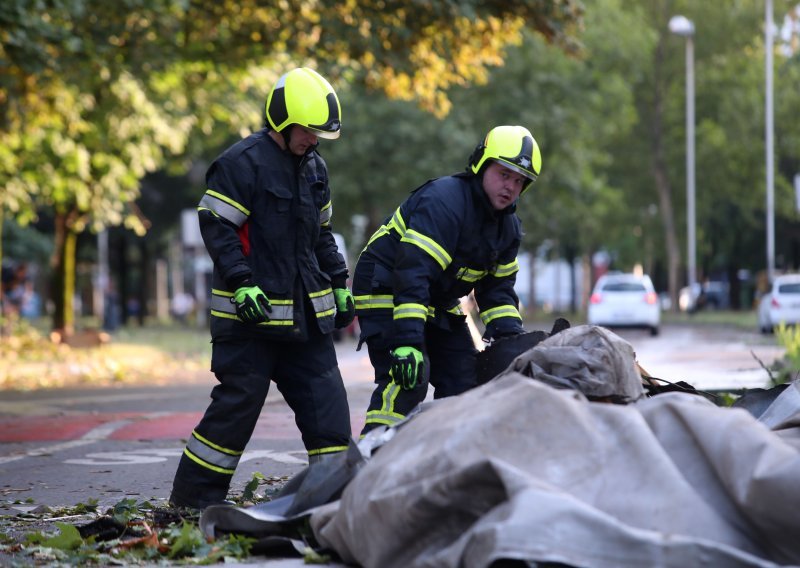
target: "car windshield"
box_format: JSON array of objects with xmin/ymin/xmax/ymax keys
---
[
  {"xmin": 602, "ymin": 282, "xmax": 646, "ymax": 292},
  {"xmin": 778, "ymin": 283, "xmax": 800, "ymax": 294}
]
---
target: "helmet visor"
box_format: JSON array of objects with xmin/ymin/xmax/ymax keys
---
[
  {"xmin": 308, "ymin": 119, "xmax": 341, "ymax": 139},
  {"xmin": 494, "ymin": 158, "xmax": 538, "ymax": 183},
  {"xmin": 307, "ymin": 92, "xmax": 341, "ymax": 139}
]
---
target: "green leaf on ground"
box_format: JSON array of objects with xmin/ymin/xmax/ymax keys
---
[
  {"xmin": 242, "ymin": 471, "xmax": 266, "ymax": 502},
  {"xmin": 27, "ymin": 522, "xmax": 83, "ymax": 551}
]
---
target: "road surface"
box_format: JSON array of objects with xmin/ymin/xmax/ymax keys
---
[{"xmin": 0, "ymin": 323, "xmax": 784, "ymax": 517}]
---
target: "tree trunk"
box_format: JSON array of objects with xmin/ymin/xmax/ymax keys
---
[
  {"xmin": 564, "ymin": 243, "xmax": 578, "ymax": 313},
  {"xmin": 581, "ymin": 253, "xmax": 592, "ymax": 312},
  {"xmin": 51, "ymin": 211, "xmax": 78, "ymax": 334},
  {"xmin": 650, "ymin": 18, "xmax": 682, "ymax": 312},
  {"xmin": 138, "ymin": 238, "xmax": 148, "ymax": 325},
  {"xmin": 63, "ymin": 229, "xmax": 77, "ymax": 333},
  {"xmin": 118, "ymin": 232, "xmax": 130, "ymax": 324},
  {"xmin": 51, "ymin": 212, "xmax": 67, "ymax": 331},
  {"xmin": 728, "ymin": 264, "xmax": 741, "ymax": 310},
  {"xmin": 0, "ymin": 212, "xmax": 5, "ymax": 336}
]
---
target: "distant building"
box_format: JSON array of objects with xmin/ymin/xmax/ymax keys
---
[{"xmin": 514, "ymin": 252, "xmax": 585, "ymax": 313}]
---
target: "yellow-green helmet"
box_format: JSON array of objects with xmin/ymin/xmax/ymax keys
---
[
  {"xmin": 265, "ymin": 67, "xmax": 342, "ymax": 139},
  {"xmin": 469, "ymin": 125, "xmax": 541, "ymax": 192}
]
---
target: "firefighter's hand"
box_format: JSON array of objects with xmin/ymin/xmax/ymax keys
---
[
  {"xmin": 389, "ymin": 346, "xmax": 424, "ymax": 390},
  {"xmin": 333, "ymin": 288, "xmax": 355, "ymax": 329},
  {"xmin": 483, "ymin": 323, "xmax": 524, "ymax": 343},
  {"xmin": 231, "ymin": 285, "xmax": 272, "ymax": 324}
]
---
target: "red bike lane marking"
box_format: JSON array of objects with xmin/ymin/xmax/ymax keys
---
[
  {"xmin": 0, "ymin": 412, "xmax": 366, "ymax": 442},
  {"xmin": 0, "ymin": 413, "xmax": 140, "ymax": 442}
]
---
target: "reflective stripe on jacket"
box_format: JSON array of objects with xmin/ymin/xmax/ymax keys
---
[
  {"xmin": 353, "ymin": 172, "xmax": 523, "ymax": 346},
  {"xmin": 198, "ymin": 129, "xmax": 347, "ymax": 341}
]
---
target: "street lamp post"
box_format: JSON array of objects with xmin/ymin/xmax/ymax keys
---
[
  {"xmin": 669, "ymin": 15, "xmax": 697, "ymax": 290},
  {"xmin": 765, "ymin": 0, "xmax": 776, "ymax": 281}
]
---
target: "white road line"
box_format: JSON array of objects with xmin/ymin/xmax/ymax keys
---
[
  {"xmin": 0, "ymin": 413, "xmax": 169, "ymax": 465},
  {"xmin": 63, "ymin": 448, "xmax": 308, "ymax": 466}
]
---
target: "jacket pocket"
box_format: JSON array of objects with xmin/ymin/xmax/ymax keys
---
[{"xmin": 265, "ymin": 184, "xmax": 293, "ymax": 214}]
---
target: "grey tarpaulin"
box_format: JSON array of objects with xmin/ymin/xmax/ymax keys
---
[
  {"xmin": 503, "ymin": 324, "xmax": 645, "ymax": 401},
  {"xmin": 201, "ymin": 325, "xmax": 800, "ymax": 567},
  {"xmin": 310, "ymin": 328, "xmax": 800, "ymax": 567},
  {"xmin": 200, "ymin": 439, "xmax": 367, "ymax": 550}
]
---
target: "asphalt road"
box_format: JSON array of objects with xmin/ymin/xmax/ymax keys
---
[
  {"xmin": 607, "ymin": 322, "xmax": 783, "ymax": 391},
  {"xmin": 0, "ymin": 337, "xmax": 376, "ymax": 517},
  {"xmin": 0, "ymin": 322, "xmax": 784, "ymax": 517}
]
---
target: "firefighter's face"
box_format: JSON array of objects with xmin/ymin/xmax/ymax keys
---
[
  {"xmin": 287, "ymin": 126, "xmax": 319, "ymax": 156},
  {"xmin": 482, "ymin": 161, "xmax": 526, "ymax": 210}
]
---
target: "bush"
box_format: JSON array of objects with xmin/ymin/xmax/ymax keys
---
[{"xmin": 771, "ymin": 322, "xmax": 800, "ymax": 385}]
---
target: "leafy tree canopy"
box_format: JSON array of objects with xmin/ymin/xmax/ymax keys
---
[{"xmin": 0, "ymin": 0, "xmax": 583, "ymax": 232}]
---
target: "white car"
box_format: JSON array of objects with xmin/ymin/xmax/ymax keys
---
[
  {"xmin": 758, "ymin": 274, "xmax": 800, "ymax": 334},
  {"xmin": 587, "ymin": 273, "xmax": 661, "ymax": 336}
]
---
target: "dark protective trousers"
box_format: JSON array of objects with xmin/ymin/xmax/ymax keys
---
[
  {"xmin": 170, "ymin": 330, "xmax": 351, "ymax": 506},
  {"xmin": 360, "ymin": 314, "xmax": 478, "ymax": 435}
]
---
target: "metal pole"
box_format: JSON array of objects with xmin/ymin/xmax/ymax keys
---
[
  {"xmin": 766, "ymin": 0, "xmax": 776, "ymax": 280},
  {"xmin": 686, "ymin": 35, "xmax": 696, "ymax": 288}
]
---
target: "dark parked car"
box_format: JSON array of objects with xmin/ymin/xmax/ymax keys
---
[{"xmin": 678, "ymin": 281, "xmax": 729, "ymax": 312}]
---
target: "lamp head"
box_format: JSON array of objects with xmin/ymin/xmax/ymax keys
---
[{"xmin": 669, "ymin": 15, "xmax": 695, "ymax": 36}]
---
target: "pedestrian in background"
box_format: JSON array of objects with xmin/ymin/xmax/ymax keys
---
[
  {"xmin": 353, "ymin": 125, "xmax": 542, "ymax": 434},
  {"xmin": 170, "ymin": 67, "xmax": 355, "ymax": 510}
]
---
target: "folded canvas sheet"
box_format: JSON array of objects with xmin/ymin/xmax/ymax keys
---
[
  {"xmin": 311, "ymin": 374, "xmax": 800, "ymax": 568},
  {"xmin": 202, "ymin": 326, "xmax": 800, "ymax": 567}
]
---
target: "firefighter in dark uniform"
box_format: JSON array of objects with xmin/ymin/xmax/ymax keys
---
[
  {"xmin": 353, "ymin": 125, "xmax": 542, "ymax": 434},
  {"xmin": 170, "ymin": 67, "xmax": 355, "ymax": 509}
]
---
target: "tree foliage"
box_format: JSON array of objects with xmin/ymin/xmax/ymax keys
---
[
  {"xmin": 0, "ymin": 0, "xmax": 583, "ymax": 328},
  {"xmin": 2, "ymin": 0, "xmax": 799, "ymax": 325},
  {"xmin": 1, "ymin": 0, "xmax": 584, "ymax": 231}
]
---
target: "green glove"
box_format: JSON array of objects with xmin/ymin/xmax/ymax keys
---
[
  {"xmin": 389, "ymin": 346, "xmax": 424, "ymax": 390},
  {"xmin": 231, "ymin": 285, "xmax": 272, "ymax": 324},
  {"xmin": 333, "ymin": 288, "xmax": 355, "ymax": 329}
]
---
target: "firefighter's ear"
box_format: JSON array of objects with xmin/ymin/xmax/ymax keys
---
[{"xmin": 468, "ymin": 143, "xmax": 485, "ymax": 173}]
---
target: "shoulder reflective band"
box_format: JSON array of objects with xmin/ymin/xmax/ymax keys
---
[
  {"xmin": 400, "ymin": 229, "xmax": 452, "ymax": 270},
  {"xmin": 309, "ymin": 287, "xmax": 335, "ymax": 318},
  {"xmin": 199, "ymin": 190, "xmax": 249, "ymax": 227},
  {"xmin": 363, "ymin": 207, "xmax": 407, "ymax": 250},
  {"xmin": 491, "ymin": 259, "xmax": 520, "ymax": 278},
  {"xmin": 320, "ymin": 201, "xmax": 332, "ymax": 227},
  {"xmin": 363, "ymin": 226, "xmax": 390, "ymax": 250},
  {"xmin": 393, "ymin": 302, "xmax": 428, "ymax": 321},
  {"xmin": 480, "ymin": 304, "xmax": 522, "ymax": 325},
  {"xmin": 387, "ymin": 208, "xmax": 406, "ymax": 235},
  {"xmin": 354, "ymin": 294, "xmax": 394, "ymax": 310}
]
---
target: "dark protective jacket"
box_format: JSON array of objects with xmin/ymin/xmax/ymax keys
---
[
  {"xmin": 353, "ymin": 172, "xmax": 524, "ymax": 347},
  {"xmin": 198, "ymin": 128, "xmax": 348, "ymax": 342}
]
